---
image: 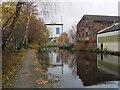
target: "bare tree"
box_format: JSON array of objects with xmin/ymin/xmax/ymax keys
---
[
  {"xmin": 68, "ymin": 24, "xmax": 77, "ymax": 45},
  {"xmin": 34, "ymin": 0, "xmax": 58, "ymax": 21}
]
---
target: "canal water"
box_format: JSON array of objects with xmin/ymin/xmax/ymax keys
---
[{"xmin": 39, "ymin": 48, "xmax": 120, "ymax": 88}]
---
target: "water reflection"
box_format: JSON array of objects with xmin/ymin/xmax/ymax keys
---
[
  {"xmin": 97, "ymin": 54, "xmax": 119, "ymax": 76},
  {"xmin": 38, "ymin": 48, "xmax": 120, "ymax": 88},
  {"xmin": 49, "ymin": 49, "xmax": 62, "ymax": 66},
  {"xmin": 76, "ymin": 52, "xmax": 120, "ymax": 86}
]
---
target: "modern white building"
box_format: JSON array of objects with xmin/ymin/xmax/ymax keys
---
[
  {"xmin": 97, "ymin": 23, "xmax": 120, "ymax": 52},
  {"xmin": 46, "ymin": 24, "xmax": 63, "ymax": 44}
]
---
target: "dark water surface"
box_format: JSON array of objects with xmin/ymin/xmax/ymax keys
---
[{"xmin": 39, "ymin": 48, "xmax": 120, "ymax": 88}]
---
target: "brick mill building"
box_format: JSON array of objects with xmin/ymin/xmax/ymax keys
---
[{"xmin": 76, "ymin": 15, "xmax": 119, "ymax": 49}]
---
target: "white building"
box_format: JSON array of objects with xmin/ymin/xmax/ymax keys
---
[
  {"xmin": 97, "ymin": 23, "xmax": 120, "ymax": 52},
  {"xmin": 46, "ymin": 24, "xmax": 63, "ymax": 44}
]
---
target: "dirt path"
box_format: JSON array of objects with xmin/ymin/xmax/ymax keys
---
[{"xmin": 12, "ymin": 49, "xmax": 52, "ymax": 88}]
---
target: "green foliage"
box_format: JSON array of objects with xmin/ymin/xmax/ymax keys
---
[{"xmin": 2, "ymin": 2, "xmax": 17, "ymax": 30}]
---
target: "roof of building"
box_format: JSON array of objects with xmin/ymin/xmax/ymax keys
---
[
  {"xmin": 97, "ymin": 23, "xmax": 120, "ymax": 34},
  {"xmin": 83, "ymin": 14, "xmax": 120, "ymax": 22},
  {"xmin": 45, "ymin": 24, "xmax": 63, "ymax": 26},
  {"xmin": 77, "ymin": 15, "xmax": 120, "ymax": 25}
]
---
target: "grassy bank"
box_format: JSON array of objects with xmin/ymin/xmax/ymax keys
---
[
  {"xmin": 39, "ymin": 44, "xmax": 59, "ymax": 48},
  {"xmin": 78, "ymin": 48, "xmax": 120, "ymax": 56},
  {"xmin": 59, "ymin": 46, "xmax": 120, "ymax": 56},
  {"xmin": 37, "ymin": 44, "xmax": 59, "ymax": 52},
  {"xmin": 2, "ymin": 48, "xmax": 26, "ymax": 88},
  {"xmin": 35, "ymin": 49, "xmax": 53, "ymax": 87},
  {"xmin": 36, "ymin": 48, "xmax": 64, "ymax": 87},
  {"xmin": 59, "ymin": 45, "xmax": 75, "ymax": 52}
]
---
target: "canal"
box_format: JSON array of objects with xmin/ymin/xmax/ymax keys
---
[{"xmin": 38, "ymin": 48, "xmax": 120, "ymax": 88}]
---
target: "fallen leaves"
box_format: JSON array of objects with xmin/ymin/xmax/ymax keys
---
[
  {"xmin": 35, "ymin": 79, "xmax": 48, "ymax": 85},
  {"xmin": 33, "ymin": 67, "xmax": 43, "ymax": 72},
  {"xmin": 33, "ymin": 67, "xmax": 47, "ymax": 76},
  {"xmin": 3, "ymin": 49, "xmax": 26, "ymax": 88},
  {"xmin": 34, "ymin": 59, "xmax": 39, "ymax": 64}
]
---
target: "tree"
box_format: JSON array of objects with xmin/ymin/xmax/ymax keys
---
[
  {"xmin": 57, "ymin": 32, "xmax": 70, "ymax": 46},
  {"xmin": 28, "ymin": 15, "xmax": 49, "ymax": 45},
  {"xmin": 2, "ymin": 1, "xmax": 56, "ymax": 49},
  {"xmin": 2, "ymin": 2, "xmax": 25, "ymax": 49},
  {"xmin": 68, "ymin": 24, "xmax": 77, "ymax": 46}
]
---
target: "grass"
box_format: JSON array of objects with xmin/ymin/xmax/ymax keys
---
[
  {"xmin": 78, "ymin": 48, "xmax": 120, "ymax": 56},
  {"xmin": 39, "ymin": 59, "xmax": 50, "ymax": 69},
  {"xmin": 39, "ymin": 44, "xmax": 59, "ymax": 48},
  {"xmin": 36, "ymin": 49, "xmax": 50, "ymax": 69},
  {"xmin": 35, "ymin": 50, "xmax": 53, "ymax": 87},
  {"xmin": 37, "ymin": 44, "xmax": 59, "ymax": 52},
  {"xmin": 59, "ymin": 45, "xmax": 75, "ymax": 51}
]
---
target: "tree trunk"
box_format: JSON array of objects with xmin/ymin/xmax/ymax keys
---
[{"xmin": 2, "ymin": 2, "xmax": 24, "ymax": 49}]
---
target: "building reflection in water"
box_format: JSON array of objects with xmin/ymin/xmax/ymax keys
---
[
  {"xmin": 49, "ymin": 49, "xmax": 62, "ymax": 66},
  {"xmin": 76, "ymin": 51, "xmax": 120, "ymax": 86},
  {"xmin": 97, "ymin": 53, "xmax": 119, "ymax": 77}
]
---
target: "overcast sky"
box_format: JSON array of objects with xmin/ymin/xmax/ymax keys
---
[
  {"xmin": 2, "ymin": 0, "xmax": 119, "ymax": 32},
  {"xmin": 43, "ymin": 0, "xmax": 120, "ymax": 32}
]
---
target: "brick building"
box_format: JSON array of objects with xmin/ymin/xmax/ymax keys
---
[{"xmin": 76, "ymin": 15, "xmax": 119, "ymax": 48}]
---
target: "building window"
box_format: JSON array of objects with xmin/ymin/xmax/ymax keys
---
[
  {"xmin": 86, "ymin": 32, "xmax": 88, "ymax": 36},
  {"xmin": 56, "ymin": 27, "xmax": 60, "ymax": 34},
  {"xmin": 79, "ymin": 33, "xmax": 81, "ymax": 37},
  {"xmin": 81, "ymin": 33, "xmax": 82, "ymax": 36},
  {"xmin": 82, "ymin": 32, "xmax": 84, "ymax": 36}
]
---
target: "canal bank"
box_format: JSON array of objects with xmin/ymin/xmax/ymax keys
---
[
  {"xmin": 77, "ymin": 48, "xmax": 120, "ymax": 56},
  {"xmin": 59, "ymin": 45, "xmax": 120, "ymax": 56}
]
